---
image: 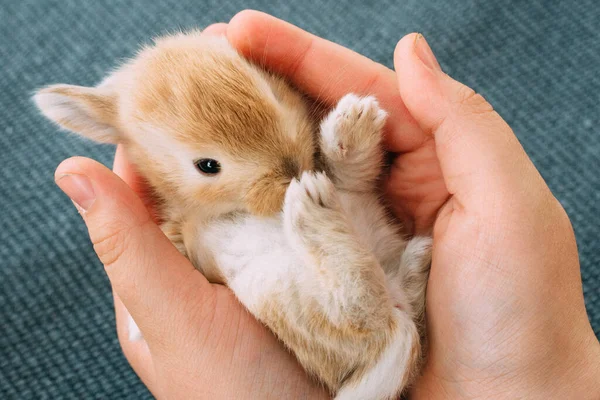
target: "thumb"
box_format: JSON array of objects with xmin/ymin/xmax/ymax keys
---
[
  {"xmin": 394, "ymin": 34, "xmax": 543, "ymax": 207},
  {"xmin": 55, "ymin": 156, "xmax": 213, "ymax": 343}
]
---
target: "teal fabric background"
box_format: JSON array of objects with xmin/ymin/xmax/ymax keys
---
[{"xmin": 1, "ymin": 1, "xmax": 598, "ymax": 398}]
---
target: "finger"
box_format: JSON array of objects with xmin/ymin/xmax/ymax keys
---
[
  {"xmin": 203, "ymin": 22, "xmax": 227, "ymax": 36},
  {"xmin": 227, "ymin": 10, "xmax": 426, "ymax": 152},
  {"xmin": 112, "ymin": 145, "xmax": 161, "ymax": 223},
  {"xmin": 113, "ymin": 293, "xmax": 157, "ymax": 392},
  {"xmin": 394, "ymin": 34, "xmax": 545, "ymax": 205},
  {"xmin": 55, "ymin": 157, "xmax": 214, "ymax": 343},
  {"xmin": 112, "ymin": 145, "xmax": 145, "ymax": 195}
]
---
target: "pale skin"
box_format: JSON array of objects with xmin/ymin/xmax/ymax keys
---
[{"xmin": 54, "ymin": 10, "xmax": 600, "ymax": 400}]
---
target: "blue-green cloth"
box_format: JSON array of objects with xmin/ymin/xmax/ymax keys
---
[{"xmin": 1, "ymin": 0, "xmax": 598, "ymax": 398}]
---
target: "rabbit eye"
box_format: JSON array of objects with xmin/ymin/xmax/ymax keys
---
[{"xmin": 195, "ymin": 159, "xmax": 221, "ymax": 175}]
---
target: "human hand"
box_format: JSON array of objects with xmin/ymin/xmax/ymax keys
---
[
  {"xmin": 224, "ymin": 10, "xmax": 600, "ymax": 399},
  {"xmin": 54, "ymin": 152, "xmax": 329, "ymax": 397}
]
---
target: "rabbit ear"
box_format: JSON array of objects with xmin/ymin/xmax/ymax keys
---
[{"xmin": 33, "ymin": 82, "xmax": 120, "ymax": 144}]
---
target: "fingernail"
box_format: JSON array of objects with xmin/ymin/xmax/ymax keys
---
[
  {"xmin": 414, "ymin": 34, "xmax": 441, "ymax": 72},
  {"xmin": 56, "ymin": 174, "xmax": 96, "ymax": 212}
]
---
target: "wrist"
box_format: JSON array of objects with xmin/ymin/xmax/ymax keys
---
[
  {"xmin": 536, "ymin": 332, "xmax": 600, "ymax": 400},
  {"xmin": 411, "ymin": 330, "xmax": 600, "ymax": 400}
]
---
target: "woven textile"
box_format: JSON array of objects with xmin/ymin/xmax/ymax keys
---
[{"xmin": 1, "ymin": 0, "xmax": 598, "ymax": 398}]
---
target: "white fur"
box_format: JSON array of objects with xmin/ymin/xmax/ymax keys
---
[
  {"xmin": 335, "ymin": 309, "xmax": 418, "ymax": 400},
  {"xmin": 201, "ymin": 215, "xmax": 297, "ymax": 312},
  {"xmin": 199, "ymin": 190, "xmax": 410, "ymax": 319},
  {"xmin": 127, "ymin": 314, "xmax": 143, "ymax": 342},
  {"xmin": 33, "ymin": 88, "xmax": 118, "ymax": 143}
]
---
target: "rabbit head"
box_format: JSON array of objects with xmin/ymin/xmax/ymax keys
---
[{"xmin": 35, "ymin": 32, "xmax": 317, "ymax": 218}]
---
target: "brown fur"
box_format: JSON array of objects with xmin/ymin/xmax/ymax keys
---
[
  {"xmin": 120, "ymin": 33, "xmax": 317, "ymax": 217},
  {"xmin": 259, "ymin": 294, "xmax": 395, "ymax": 391},
  {"xmin": 37, "ymin": 32, "xmax": 317, "ymax": 223}
]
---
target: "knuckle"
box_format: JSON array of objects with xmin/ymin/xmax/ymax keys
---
[
  {"xmin": 93, "ymin": 224, "xmax": 131, "ymax": 267},
  {"xmin": 357, "ymin": 67, "xmax": 384, "ymax": 96},
  {"xmin": 454, "ymin": 85, "xmax": 495, "ymax": 117},
  {"xmin": 92, "ymin": 218, "xmax": 150, "ymax": 268},
  {"xmin": 288, "ymin": 36, "xmax": 314, "ymax": 77}
]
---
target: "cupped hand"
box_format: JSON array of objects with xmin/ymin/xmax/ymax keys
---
[
  {"xmin": 52, "ymin": 11, "xmax": 600, "ymax": 400},
  {"xmin": 225, "ymin": 10, "xmax": 600, "ymax": 399}
]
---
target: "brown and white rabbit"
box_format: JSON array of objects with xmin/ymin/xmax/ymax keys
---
[{"xmin": 34, "ymin": 31, "xmax": 432, "ymax": 399}]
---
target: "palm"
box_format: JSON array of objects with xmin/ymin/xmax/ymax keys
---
[
  {"xmin": 386, "ymin": 138, "xmax": 449, "ymax": 233},
  {"xmin": 198, "ymin": 284, "xmax": 324, "ymax": 396}
]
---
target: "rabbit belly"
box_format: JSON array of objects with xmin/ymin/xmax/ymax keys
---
[
  {"xmin": 199, "ymin": 215, "xmax": 303, "ymax": 311},
  {"xmin": 194, "ymin": 197, "xmax": 422, "ymax": 398},
  {"xmin": 198, "ymin": 193, "xmax": 410, "ymax": 316}
]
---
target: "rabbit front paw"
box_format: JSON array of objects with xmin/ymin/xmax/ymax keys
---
[
  {"xmin": 283, "ymin": 171, "xmax": 342, "ymax": 246},
  {"xmin": 320, "ymin": 94, "xmax": 387, "ymax": 161}
]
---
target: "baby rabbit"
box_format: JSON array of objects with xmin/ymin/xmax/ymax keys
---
[{"xmin": 34, "ymin": 31, "xmax": 432, "ymax": 399}]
